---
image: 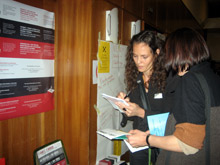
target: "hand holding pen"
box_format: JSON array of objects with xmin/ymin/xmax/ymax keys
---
[
  {"xmin": 116, "ymin": 91, "xmax": 130, "ymax": 127},
  {"xmin": 116, "ymin": 91, "xmax": 130, "ymax": 101},
  {"xmin": 116, "ymin": 91, "xmax": 145, "ymax": 118},
  {"xmin": 116, "ymin": 91, "xmax": 130, "ymax": 111}
]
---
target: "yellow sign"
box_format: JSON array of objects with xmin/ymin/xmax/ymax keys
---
[{"xmin": 98, "ymin": 41, "xmax": 110, "ymax": 73}]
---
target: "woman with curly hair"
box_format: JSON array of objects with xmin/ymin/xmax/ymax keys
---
[{"xmin": 116, "ymin": 30, "xmax": 178, "ymax": 165}]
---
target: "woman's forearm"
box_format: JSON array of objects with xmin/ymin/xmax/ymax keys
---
[
  {"xmin": 128, "ymin": 130, "xmax": 182, "ymax": 153},
  {"xmin": 149, "ymin": 135, "xmax": 182, "ymax": 152}
]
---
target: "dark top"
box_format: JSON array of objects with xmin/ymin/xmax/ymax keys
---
[
  {"xmin": 128, "ymin": 72, "xmax": 179, "ymax": 131},
  {"xmin": 126, "ymin": 72, "xmax": 180, "ymax": 165},
  {"xmin": 172, "ymin": 62, "xmax": 220, "ymax": 125}
]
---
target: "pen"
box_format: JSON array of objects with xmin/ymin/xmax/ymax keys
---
[
  {"xmin": 124, "ymin": 91, "xmax": 131, "ymax": 99},
  {"xmin": 123, "ymin": 91, "xmax": 130, "ymax": 111}
]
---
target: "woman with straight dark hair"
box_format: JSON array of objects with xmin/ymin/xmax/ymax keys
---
[{"xmin": 126, "ymin": 28, "xmax": 220, "ymax": 164}]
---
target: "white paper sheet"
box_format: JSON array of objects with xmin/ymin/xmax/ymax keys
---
[
  {"xmin": 124, "ymin": 139, "xmax": 149, "ymax": 153},
  {"xmin": 102, "ymin": 93, "xmax": 129, "ymax": 113}
]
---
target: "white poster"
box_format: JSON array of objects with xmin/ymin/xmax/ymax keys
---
[{"xmin": 96, "ymin": 41, "xmax": 132, "ymax": 163}]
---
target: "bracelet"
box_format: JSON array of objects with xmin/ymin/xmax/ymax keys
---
[{"xmin": 146, "ymin": 134, "xmax": 151, "ymax": 148}]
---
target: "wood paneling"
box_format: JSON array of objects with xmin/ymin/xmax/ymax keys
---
[
  {"xmin": 0, "ymin": 111, "xmax": 56, "ymax": 164},
  {"xmin": 124, "ymin": 0, "xmax": 143, "ymax": 18},
  {"xmin": 56, "ymin": 0, "xmax": 92, "ymax": 164},
  {"xmin": 14, "ymin": 0, "xmax": 43, "ymax": 9},
  {"xmin": 156, "ymin": 0, "xmax": 167, "ymax": 32},
  {"xmin": 143, "ymin": 0, "xmax": 157, "ymax": 27},
  {"xmin": 106, "ymin": 0, "xmax": 123, "ymax": 7}
]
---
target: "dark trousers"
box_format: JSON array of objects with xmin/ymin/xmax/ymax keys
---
[{"xmin": 129, "ymin": 148, "xmax": 160, "ymax": 165}]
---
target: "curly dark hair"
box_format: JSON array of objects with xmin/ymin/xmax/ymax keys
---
[{"xmin": 125, "ymin": 30, "xmax": 167, "ymax": 92}]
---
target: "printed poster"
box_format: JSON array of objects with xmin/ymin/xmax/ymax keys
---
[{"xmin": 0, "ymin": 0, "xmax": 55, "ymax": 120}]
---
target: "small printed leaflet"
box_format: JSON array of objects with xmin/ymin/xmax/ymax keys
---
[{"xmin": 102, "ymin": 93, "xmax": 129, "ymax": 113}]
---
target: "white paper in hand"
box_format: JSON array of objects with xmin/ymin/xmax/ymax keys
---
[
  {"xmin": 124, "ymin": 139, "xmax": 149, "ymax": 153},
  {"xmin": 102, "ymin": 93, "xmax": 129, "ymax": 113},
  {"xmin": 97, "ymin": 128, "xmax": 130, "ymax": 140}
]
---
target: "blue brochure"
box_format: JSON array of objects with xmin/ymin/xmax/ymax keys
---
[{"xmin": 147, "ymin": 112, "xmax": 169, "ymax": 136}]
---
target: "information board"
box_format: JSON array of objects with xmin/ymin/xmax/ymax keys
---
[{"xmin": 0, "ymin": 0, "xmax": 55, "ymax": 120}]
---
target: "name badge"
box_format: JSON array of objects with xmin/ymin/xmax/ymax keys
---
[{"xmin": 154, "ymin": 93, "xmax": 163, "ymax": 99}]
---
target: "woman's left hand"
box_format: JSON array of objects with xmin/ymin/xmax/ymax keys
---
[{"xmin": 127, "ymin": 130, "xmax": 150, "ymax": 147}]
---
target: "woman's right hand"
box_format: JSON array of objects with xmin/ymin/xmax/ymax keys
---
[
  {"xmin": 124, "ymin": 102, "xmax": 145, "ymax": 118},
  {"xmin": 116, "ymin": 92, "xmax": 130, "ymax": 111},
  {"xmin": 116, "ymin": 92, "xmax": 145, "ymax": 118},
  {"xmin": 116, "ymin": 92, "xmax": 127, "ymax": 99}
]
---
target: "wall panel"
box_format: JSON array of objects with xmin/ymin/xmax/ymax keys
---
[
  {"xmin": 124, "ymin": 0, "xmax": 143, "ymax": 18},
  {"xmin": 106, "ymin": 0, "xmax": 123, "ymax": 7},
  {"xmin": 0, "ymin": 112, "xmax": 56, "ymax": 164},
  {"xmin": 156, "ymin": 0, "xmax": 167, "ymax": 32},
  {"xmin": 143, "ymin": 0, "xmax": 157, "ymax": 27},
  {"xmin": 56, "ymin": 0, "xmax": 92, "ymax": 164}
]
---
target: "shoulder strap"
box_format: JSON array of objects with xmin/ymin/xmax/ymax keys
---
[
  {"xmin": 137, "ymin": 80, "xmax": 151, "ymax": 111},
  {"xmin": 192, "ymin": 72, "xmax": 211, "ymax": 165},
  {"xmin": 137, "ymin": 79, "xmax": 152, "ymax": 165}
]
